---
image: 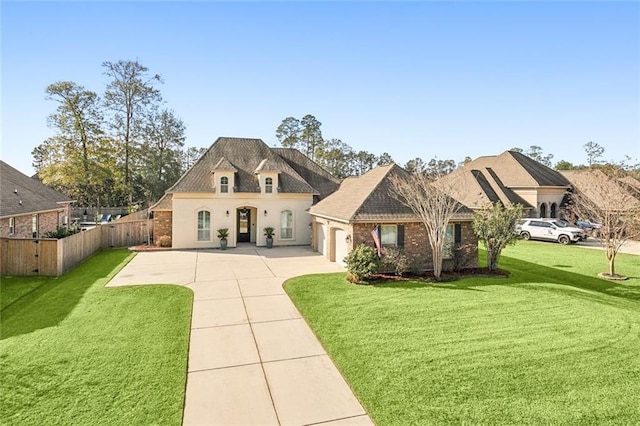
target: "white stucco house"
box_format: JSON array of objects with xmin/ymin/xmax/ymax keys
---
[{"xmin": 151, "ymin": 137, "xmax": 340, "ymax": 249}]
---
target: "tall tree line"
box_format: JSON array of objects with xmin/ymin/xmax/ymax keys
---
[
  {"xmin": 275, "ymin": 115, "xmax": 464, "ymax": 179},
  {"xmin": 33, "ymin": 60, "xmax": 202, "ymax": 207}
]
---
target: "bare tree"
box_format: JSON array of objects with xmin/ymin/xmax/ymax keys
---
[
  {"xmin": 566, "ymin": 169, "xmax": 640, "ymax": 278},
  {"xmin": 391, "ymin": 172, "xmax": 465, "ymax": 279}
]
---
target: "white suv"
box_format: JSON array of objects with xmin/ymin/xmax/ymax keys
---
[{"xmin": 515, "ymin": 219, "xmax": 585, "ymax": 245}]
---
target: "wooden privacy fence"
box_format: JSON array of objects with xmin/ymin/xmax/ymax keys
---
[{"xmin": 0, "ymin": 220, "xmax": 153, "ymax": 277}]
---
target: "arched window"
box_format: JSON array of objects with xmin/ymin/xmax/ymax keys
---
[
  {"xmin": 550, "ymin": 202, "xmax": 557, "ymax": 218},
  {"xmin": 197, "ymin": 210, "xmax": 211, "ymax": 241},
  {"xmin": 539, "ymin": 203, "xmax": 547, "ymax": 218},
  {"xmin": 220, "ymin": 176, "xmax": 229, "ymax": 193},
  {"xmin": 265, "ymin": 177, "xmax": 273, "ymax": 193},
  {"xmin": 280, "ymin": 210, "xmax": 293, "ymax": 239}
]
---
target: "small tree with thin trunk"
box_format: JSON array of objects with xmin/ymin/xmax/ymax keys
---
[
  {"xmin": 391, "ymin": 171, "xmax": 464, "ymax": 279},
  {"xmin": 566, "ymin": 169, "xmax": 640, "ymax": 278},
  {"xmin": 472, "ymin": 202, "xmax": 525, "ymax": 272}
]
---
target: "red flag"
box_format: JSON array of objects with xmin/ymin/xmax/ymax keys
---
[{"xmin": 371, "ymin": 225, "xmax": 381, "ymax": 257}]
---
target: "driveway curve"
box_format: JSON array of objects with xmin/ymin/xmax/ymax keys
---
[{"xmin": 108, "ymin": 245, "xmax": 373, "ymax": 426}]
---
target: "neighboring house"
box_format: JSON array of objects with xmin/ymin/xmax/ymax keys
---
[
  {"xmin": 1, "ymin": 160, "xmax": 73, "ymax": 238},
  {"xmin": 438, "ymin": 150, "xmax": 571, "ymax": 218},
  {"xmin": 560, "ymin": 169, "xmax": 640, "ymax": 213},
  {"xmin": 309, "ymin": 164, "xmax": 477, "ymax": 269},
  {"xmin": 151, "ymin": 137, "xmax": 340, "ymax": 249}
]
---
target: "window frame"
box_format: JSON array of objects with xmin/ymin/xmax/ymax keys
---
[
  {"xmin": 220, "ymin": 176, "xmax": 229, "ymax": 193},
  {"xmin": 280, "ymin": 210, "xmax": 294, "ymax": 240},
  {"xmin": 265, "ymin": 177, "xmax": 273, "ymax": 194},
  {"xmin": 443, "ymin": 224, "xmax": 455, "ymax": 258},
  {"xmin": 32, "ymin": 214, "xmax": 38, "ymax": 238},
  {"xmin": 197, "ymin": 210, "xmax": 211, "ymax": 241},
  {"xmin": 381, "ymin": 224, "xmax": 398, "ymax": 247},
  {"xmin": 9, "ymin": 217, "xmax": 15, "ymax": 235}
]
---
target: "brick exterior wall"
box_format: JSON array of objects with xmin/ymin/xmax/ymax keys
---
[
  {"xmin": 0, "ymin": 211, "xmax": 62, "ymax": 239},
  {"xmin": 352, "ymin": 221, "xmax": 478, "ymax": 272},
  {"xmin": 153, "ymin": 211, "xmax": 173, "ymax": 245}
]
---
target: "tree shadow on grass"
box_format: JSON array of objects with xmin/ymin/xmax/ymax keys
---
[
  {"xmin": 372, "ymin": 280, "xmax": 486, "ymax": 292},
  {"xmin": 0, "ymin": 250, "xmax": 131, "ymax": 340},
  {"xmin": 365, "ymin": 256, "xmax": 640, "ymax": 302}
]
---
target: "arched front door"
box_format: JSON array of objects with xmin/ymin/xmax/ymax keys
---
[{"xmin": 237, "ymin": 208, "xmax": 251, "ymax": 243}]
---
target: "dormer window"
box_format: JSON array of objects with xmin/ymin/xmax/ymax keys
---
[
  {"xmin": 220, "ymin": 176, "xmax": 229, "ymax": 193},
  {"xmin": 265, "ymin": 177, "xmax": 273, "ymax": 193}
]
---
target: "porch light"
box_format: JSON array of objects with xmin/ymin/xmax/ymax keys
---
[
  {"xmin": 226, "ymin": 210, "xmax": 230, "ymax": 217},
  {"xmin": 264, "ymin": 210, "xmax": 268, "ymax": 216}
]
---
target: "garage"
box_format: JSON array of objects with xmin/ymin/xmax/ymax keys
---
[
  {"xmin": 316, "ymin": 223, "xmax": 326, "ymax": 256},
  {"xmin": 332, "ymin": 228, "xmax": 349, "ymax": 266}
]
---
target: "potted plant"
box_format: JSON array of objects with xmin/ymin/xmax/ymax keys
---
[
  {"xmin": 264, "ymin": 227, "xmax": 275, "ymax": 248},
  {"xmin": 217, "ymin": 228, "xmax": 229, "ymax": 250}
]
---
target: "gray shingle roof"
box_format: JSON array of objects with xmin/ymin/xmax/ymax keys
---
[
  {"xmin": 212, "ymin": 157, "xmax": 237, "ymax": 171},
  {"xmin": 271, "ymin": 148, "xmax": 341, "ymax": 201},
  {"xmin": 168, "ymin": 137, "xmax": 318, "ymax": 194},
  {"xmin": 1, "ymin": 160, "xmax": 72, "ymax": 218},
  {"xmin": 150, "ymin": 193, "xmax": 173, "ymax": 211},
  {"xmin": 310, "ymin": 164, "xmax": 472, "ymax": 222}
]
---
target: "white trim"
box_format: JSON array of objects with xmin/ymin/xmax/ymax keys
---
[
  {"xmin": 279, "ymin": 209, "xmax": 295, "ymax": 240},
  {"xmin": 195, "ymin": 208, "xmax": 212, "ymax": 242}
]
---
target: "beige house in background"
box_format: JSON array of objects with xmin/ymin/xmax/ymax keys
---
[
  {"xmin": 151, "ymin": 137, "xmax": 339, "ymax": 249},
  {"xmin": 438, "ymin": 150, "xmax": 571, "ymax": 218},
  {"xmin": 1, "ymin": 160, "xmax": 73, "ymax": 239}
]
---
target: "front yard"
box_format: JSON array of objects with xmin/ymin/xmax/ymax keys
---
[
  {"xmin": 285, "ymin": 241, "xmax": 640, "ymax": 425},
  {"xmin": 0, "ymin": 249, "xmax": 192, "ymax": 425}
]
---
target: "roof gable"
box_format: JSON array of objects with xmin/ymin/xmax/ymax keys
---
[{"xmin": 1, "ymin": 161, "xmax": 72, "ymax": 218}]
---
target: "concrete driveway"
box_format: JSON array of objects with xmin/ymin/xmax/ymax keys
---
[
  {"xmin": 577, "ymin": 238, "xmax": 640, "ymax": 255},
  {"xmin": 108, "ymin": 245, "xmax": 373, "ymax": 426}
]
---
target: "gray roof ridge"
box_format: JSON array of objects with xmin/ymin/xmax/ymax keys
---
[
  {"xmin": 272, "ymin": 147, "xmax": 341, "ymax": 184},
  {"xmin": 504, "ymin": 150, "xmax": 556, "ymax": 187},
  {"xmin": 350, "ymin": 164, "xmax": 397, "ymax": 220},
  {"xmin": 212, "ymin": 157, "xmax": 238, "ymax": 171},
  {"xmin": 482, "ymin": 167, "xmax": 514, "ymax": 206}
]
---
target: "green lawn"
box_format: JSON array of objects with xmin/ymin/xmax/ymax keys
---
[
  {"xmin": 1, "ymin": 249, "xmax": 193, "ymax": 426},
  {"xmin": 285, "ymin": 241, "xmax": 640, "ymax": 425}
]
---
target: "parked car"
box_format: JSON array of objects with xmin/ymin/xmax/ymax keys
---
[
  {"xmin": 576, "ymin": 219, "xmax": 603, "ymax": 234},
  {"xmin": 514, "ymin": 218, "xmax": 586, "ymax": 245}
]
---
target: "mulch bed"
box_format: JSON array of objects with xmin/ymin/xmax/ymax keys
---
[{"xmin": 356, "ymin": 267, "xmax": 510, "ymax": 284}]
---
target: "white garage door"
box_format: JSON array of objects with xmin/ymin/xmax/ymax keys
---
[
  {"xmin": 316, "ymin": 224, "xmax": 326, "ymax": 256},
  {"xmin": 333, "ymin": 229, "xmax": 349, "ymax": 266}
]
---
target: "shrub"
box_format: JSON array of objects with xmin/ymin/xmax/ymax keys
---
[
  {"xmin": 42, "ymin": 226, "xmax": 81, "ymax": 239},
  {"xmin": 451, "ymin": 243, "xmax": 476, "ymax": 272},
  {"xmin": 381, "ymin": 247, "xmax": 410, "ymax": 276},
  {"xmin": 345, "ymin": 244, "xmax": 380, "ymax": 282},
  {"xmin": 156, "ymin": 235, "xmax": 172, "ymax": 247}
]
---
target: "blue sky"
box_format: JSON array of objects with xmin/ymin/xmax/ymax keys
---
[{"xmin": 2, "ymin": 1, "xmax": 639, "ymax": 175}]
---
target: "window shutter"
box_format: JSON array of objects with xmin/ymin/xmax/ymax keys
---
[
  {"xmin": 397, "ymin": 225, "xmax": 405, "ymax": 248},
  {"xmin": 454, "ymin": 223, "xmax": 462, "ymax": 244}
]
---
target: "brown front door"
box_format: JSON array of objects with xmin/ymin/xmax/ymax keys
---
[{"xmin": 237, "ymin": 209, "xmax": 250, "ymax": 243}]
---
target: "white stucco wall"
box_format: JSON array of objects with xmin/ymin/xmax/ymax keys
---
[
  {"xmin": 511, "ymin": 187, "xmax": 568, "ymax": 218},
  {"xmin": 171, "ymin": 192, "xmax": 313, "ymax": 249}
]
